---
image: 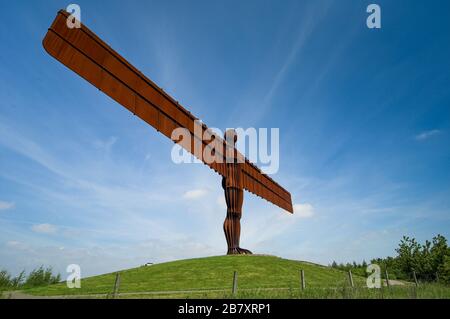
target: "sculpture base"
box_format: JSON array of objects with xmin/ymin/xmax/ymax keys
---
[{"xmin": 227, "ymin": 247, "xmax": 253, "ymax": 255}]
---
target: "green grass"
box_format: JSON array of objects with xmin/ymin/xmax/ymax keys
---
[
  {"xmin": 118, "ymin": 285, "xmax": 450, "ymax": 299},
  {"xmin": 14, "ymin": 255, "xmax": 450, "ymax": 299},
  {"xmin": 21, "ymin": 255, "xmax": 364, "ymax": 296}
]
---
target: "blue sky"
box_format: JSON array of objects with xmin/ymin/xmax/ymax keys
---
[{"xmin": 0, "ymin": 0, "xmax": 449, "ymax": 276}]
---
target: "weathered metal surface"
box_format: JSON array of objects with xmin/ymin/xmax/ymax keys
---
[
  {"xmin": 222, "ymin": 131, "xmax": 252, "ymax": 255},
  {"xmin": 42, "ymin": 10, "xmax": 293, "ymax": 214}
]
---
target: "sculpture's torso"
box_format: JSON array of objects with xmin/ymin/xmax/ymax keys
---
[{"xmin": 224, "ymin": 162, "xmax": 243, "ymax": 189}]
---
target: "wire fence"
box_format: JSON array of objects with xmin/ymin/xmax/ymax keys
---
[{"xmin": 101, "ymin": 268, "xmax": 440, "ymax": 299}]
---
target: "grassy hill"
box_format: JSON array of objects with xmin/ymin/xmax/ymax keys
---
[
  {"xmin": 15, "ymin": 255, "xmax": 450, "ymax": 299},
  {"xmin": 21, "ymin": 255, "xmax": 363, "ymax": 296}
]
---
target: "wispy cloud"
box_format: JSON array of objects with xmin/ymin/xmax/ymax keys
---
[
  {"xmin": 0, "ymin": 201, "xmax": 14, "ymax": 211},
  {"xmin": 92, "ymin": 136, "xmax": 118, "ymax": 152},
  {"xmin": 31, "ymin": 223, "xmax": 58, "ymax": 234},
  {"xmin": 232, "ymin": 1, "xmax": 334, "ymax": 125},
  {"xmin": 0, "ymin": 114, "xmax": 229, "ymax": 258},
  {"xmin": 6, "ymin": 241, "xmax": 25, "ymax": 249},
  {"xmin": 182, "ymin": 188, "xmax": 209, "ymax": 200},
  {"xmin": 216, "ymin": 195, "xmax": 227, "ymax": 209},
  {"xmin": 293, "ymin": 203, "xmax": 315, "ymax": 218},
  {"xmin": 415, "ymin": 129, "xmax": 441, "ymax": 141}
]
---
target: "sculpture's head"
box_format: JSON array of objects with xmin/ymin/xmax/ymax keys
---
[{"xmin": 224, "ymin": 129, "xmax": 238, "ymax": 146}]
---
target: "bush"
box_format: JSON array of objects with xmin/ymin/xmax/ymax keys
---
[
  {"xmin": 0, "ymin": 266, "xmax": 61, "ymax": 290},
  {"xmin": 24, "ymin": 266, "xmax": 61, "ymax": 288},
  {"xmin": 439, "ymin": 256, "xmax": 450, "ymax": 284},
  {"xmin": 0, "ymin": 270, "xmax": 12, "ymax": 290}
]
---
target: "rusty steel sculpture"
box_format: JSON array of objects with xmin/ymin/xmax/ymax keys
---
[
  {"xmin": 222, "ymin": 129, "xmax": 252, "ymax": 255},
  {"xmin": 42, "ymin": 10, "xmax": 294, "ymax": 255}
]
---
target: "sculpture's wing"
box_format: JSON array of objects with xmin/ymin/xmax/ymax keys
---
[{"xmin": 42, "ymin": 10, "xmax": 294, "ymax": 214}]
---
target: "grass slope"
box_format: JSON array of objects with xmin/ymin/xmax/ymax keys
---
[{"xmin": 22, "ymin": 255, "xmax": 367, "ymax": 296}]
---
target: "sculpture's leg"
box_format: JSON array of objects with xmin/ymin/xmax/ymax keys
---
[{"xmin": 222, "ymin": 178, "xmax": 252, "ymax": 255}]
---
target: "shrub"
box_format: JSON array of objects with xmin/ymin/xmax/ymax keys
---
[
  {"xmin": 439, "ymin": 256, "xmax": 450, "ymax": 284},
  {"xmin": 24, "ymin": 266, "xmax": 61, "ymax": 288},
  {"xmin": 0, "ymin": 266, "xmax": 61, "ymax": 291}
]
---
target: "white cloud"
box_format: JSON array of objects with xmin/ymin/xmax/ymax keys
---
[
  {"xmin": 293, "ymin": 203, "xmax": 315, "ymax": 218},
  {"xmin": 216, "ymin": 196, "xmax": 227, "ymax": 209},
  {"xmin": 93, "ymin": 136, "xmax": 117, "ymax": 151},
  {"xmin": 0, "ymin": 201, "xmax": 14, "ymax": 211},
  {"xmin": 31, "ymin": 223, "xmax": 58, "ymax": 234},
  {"xmin": 415, "ymin": 130, "xmax": 441, "ymax": 141},
  {"xmin": 7, "ymin": 241, "xmax": 21, "ymax": 247},
  {"xmin": 182, "ymin": 189, "xmax": 208, "ymax": 200},
  {"xmin": 5, "ymin": 241, "xmax": 29, "ymax": 251}
]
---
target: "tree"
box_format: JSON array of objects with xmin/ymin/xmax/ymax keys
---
[
  {"xmin": 431, "ymin": 235, "xmax": 449, "ymax": 281},
  {"xmin": 333, "ymin": 234, "xmax": 449, "ymax": 283},
  {"xmin": 24, "ymin": 266, "xmax": 61, "ymax": 288},
  {"xmin": 396, "ymin": 236, "xmax": 421, "ymax": 280},
  {"xmin": 0, "ymin": 270, "xmax": 12, "ymax": 289},
  {"xmin": 439, "ymin": 256, "xmax": 450, "ymax": 284},
  {"xmin": 10, "ymin": 270, "xmax": 25, "ymax": 288}
]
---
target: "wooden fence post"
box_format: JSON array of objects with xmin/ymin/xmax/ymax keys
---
[
  {"xmin": 348, "ymin": 270, "xmax": 354, "ymax": 288},
  {"xmin": 385, "ymin": 268, "xmax": 390, "ymax": 288},
  {"xmin": 300, "ymin": 269, "xmax": 305, "ymax": 291},
  {"xmin": 112, "ymin": 272, "xmax": 121, "ymax": 299},
  {"xmin": 232, "ymin": 271, "xmax": 238, "ymax": 296}
]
